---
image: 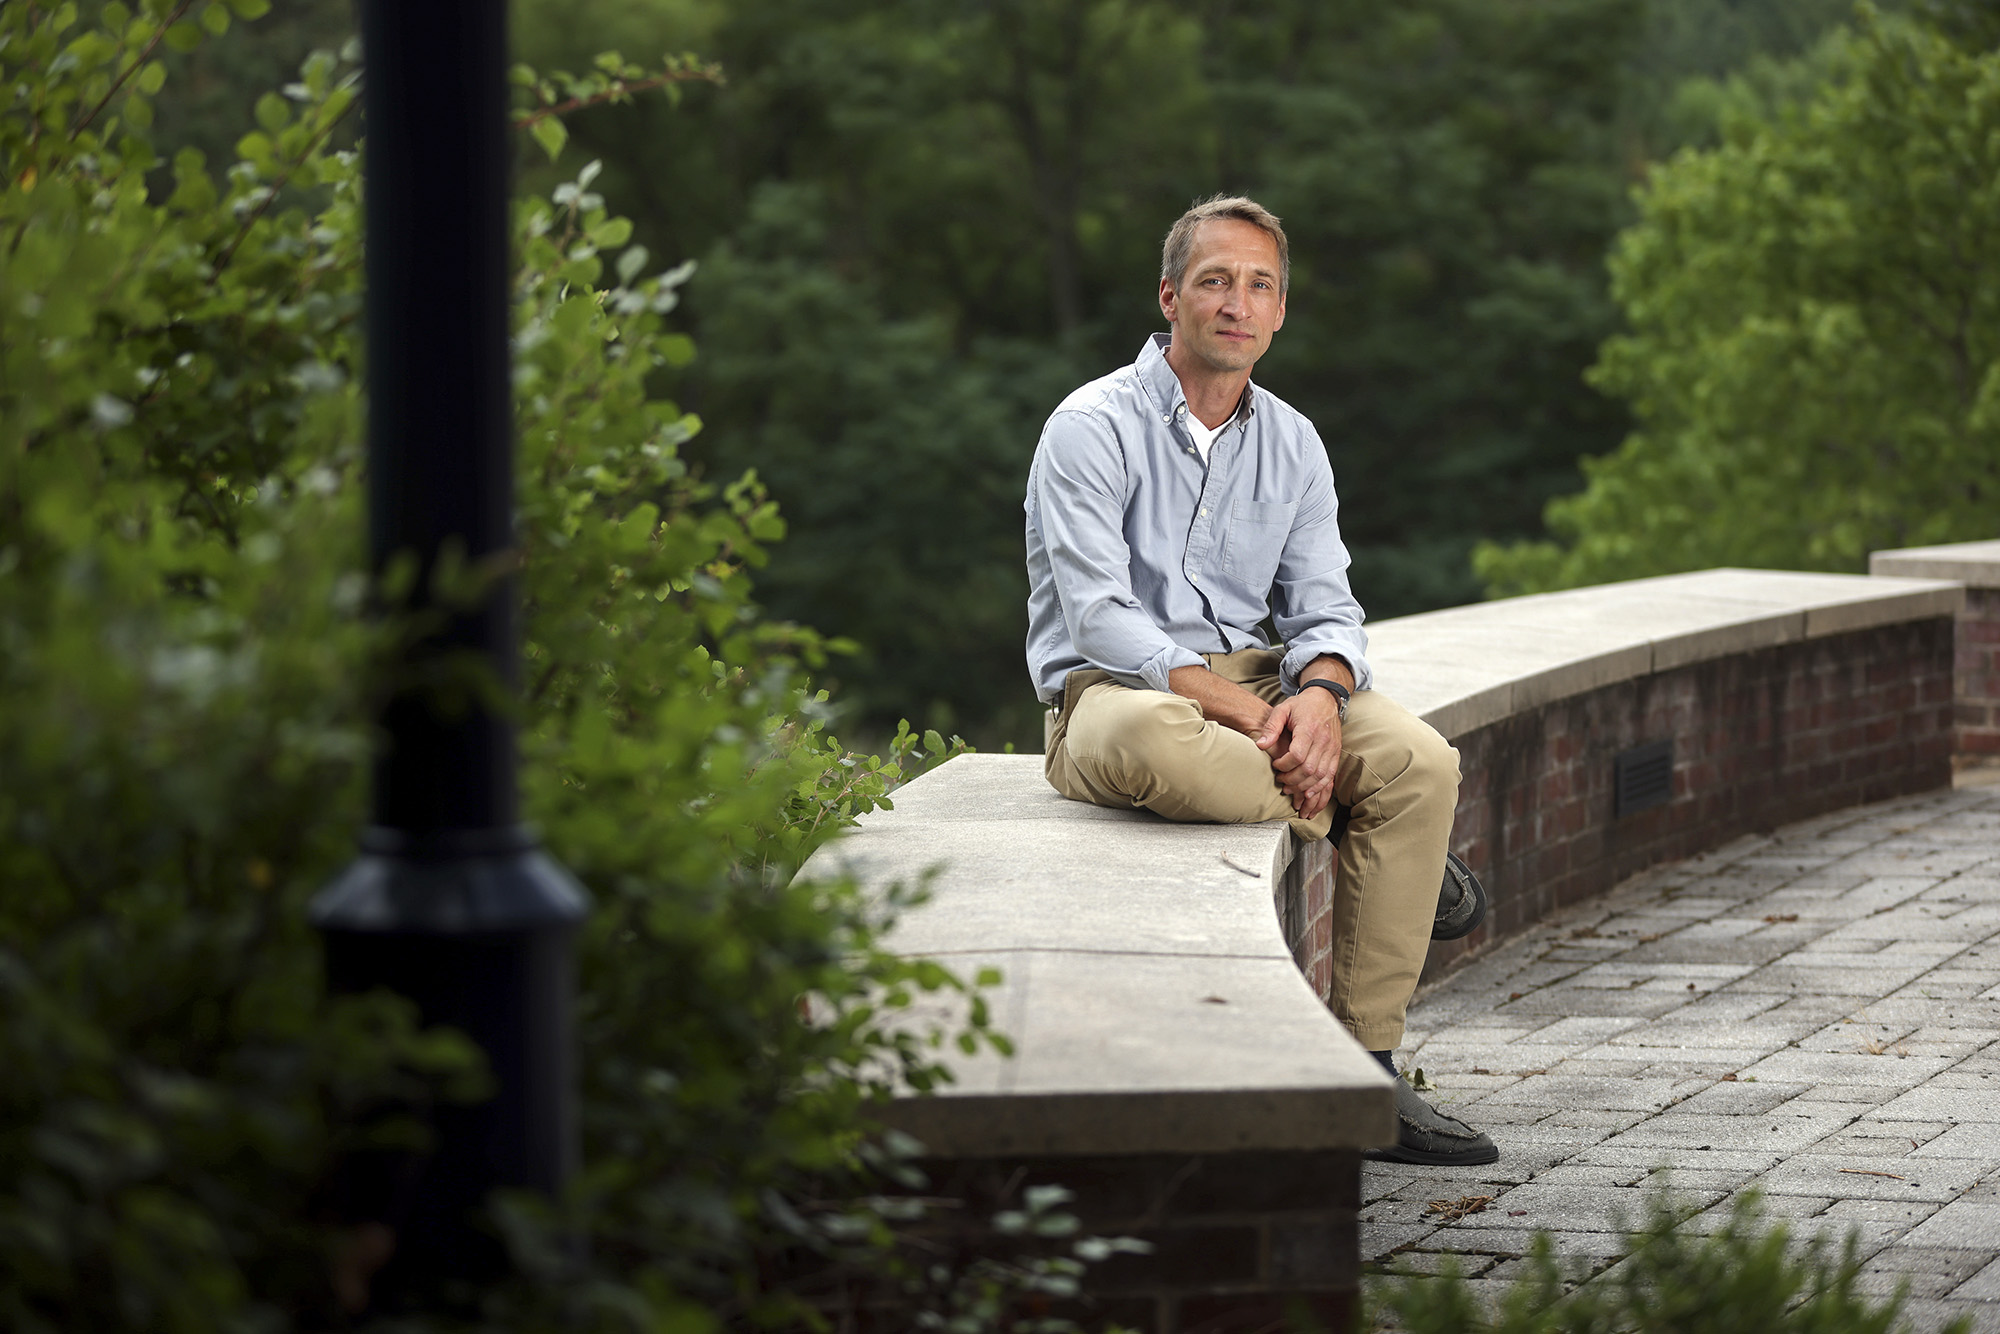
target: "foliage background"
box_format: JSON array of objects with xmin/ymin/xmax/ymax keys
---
[{"xmin": 148, "ymin": 0, "xmax": 1885, "ymax": 747}]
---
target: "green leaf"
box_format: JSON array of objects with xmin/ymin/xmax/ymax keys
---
[
  {"xmin": 162, "ymin": 21, "xmax": 203, "ymax": 52},
  {"xmin": 590, "ymin": 216, "xmax": 633, "ymax": 248},
  {"xmin": 200, "ymin": 2, "xmax": 230, "ymax": 36},
  {"xmin": 233, "ymin": 131, "xmax": 274, "ymax": 170},
  {"xmin": 529, "ymin": 115, "xmax": 567, "ymax": 163},
  {"xmin": 253, "ymin": 91, "xmax": 288, "ymax": 133},
  {"xmin": 227, "ymin": 0, "xmax": 271, "ymax": 17}
]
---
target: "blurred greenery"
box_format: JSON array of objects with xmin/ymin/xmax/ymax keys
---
[
  {"xmin": 1, "ymin": 4, "xmax": 1046, "ymax": 1328},
  {"xmin": 1478, "ymin": 7, "xmax": 2000, "ymax": 594},
  {"xmin": 144, "ymin": 0, "xmax": 1879, "ymax": 746},
  {"xmin": 1373, "ymin": 1187, "xmax": 1969, "ymax": 1334}
]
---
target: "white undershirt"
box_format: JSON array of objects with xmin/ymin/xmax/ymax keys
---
[{"xmin": 1184, "ymin": 410, "xmax": 1224, "ymax": 464}]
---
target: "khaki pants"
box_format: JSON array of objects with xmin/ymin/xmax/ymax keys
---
[{"xmin": 1043, "ymin": 647, "xmax": 1459, "ymax": 1050}]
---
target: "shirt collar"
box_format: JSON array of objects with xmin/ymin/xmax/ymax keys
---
[{"xmin": 1136, "ymin": 332, "xmax": 1258, "ymax": 427}]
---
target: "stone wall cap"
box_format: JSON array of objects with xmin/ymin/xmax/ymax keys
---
[
  {"xmin": 1870, "ymin": 539, "xmax": 2000, "ymax": 587},
  {"xmin": 799, "ymin": 754, "xmax": 1395, "ymax": 1155},
  {"xmin": 1370, "ymin": 567, "xmax": 1961, "ymax": 738},
  {"xmin": 867, "ymin": 949, "xmax": 1395, "ymax": 1155}
]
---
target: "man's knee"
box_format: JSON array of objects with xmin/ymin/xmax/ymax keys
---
[
  {"xmin": 1406, "ymin": 726, "xmax": 1460, "ymax": 798},
  {"xmin": 1353, "ymin": 707, "xmax": 1460, "ymax": 805}
]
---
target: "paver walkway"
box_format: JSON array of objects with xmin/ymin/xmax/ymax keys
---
[{"xmin": 1366, "ymin": 776, "xmax": 2000, "ymax": 1331}]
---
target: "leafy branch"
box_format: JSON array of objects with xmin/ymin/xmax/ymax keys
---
[
  {"xmin": 69, "ymin": 0, "xmax": 200, "ymax": 142},
  {"xmin": 213, "ymin": 81, "xmax": 359, "ymax": 273},
  {"xmin": 510, "ymin": 52, "xmax": 724, "ymax": 161}
]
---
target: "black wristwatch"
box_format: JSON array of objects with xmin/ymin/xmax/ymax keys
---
[{"xmin": 1301, "ymin": 677, "xmax": 1351, "ymax": 720}]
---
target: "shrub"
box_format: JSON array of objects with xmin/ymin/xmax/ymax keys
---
[
  {"xmin": 1373, "ymin": 1190, "xmax": 1969, "ymax": 1334},
  {"xmin": 0, "ymin": 3, "xmax": 1002, "ymax": 1329}
]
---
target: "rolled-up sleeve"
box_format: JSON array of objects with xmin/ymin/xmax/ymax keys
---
[
  {"xmin": 1033, "ymin": 411, "xmax": 1207, "ymax": 692},
  {"xmin": 1270, "ymin": 437, "xmax": 1373, "ymax": 694}
]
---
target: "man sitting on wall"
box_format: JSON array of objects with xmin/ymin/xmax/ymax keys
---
[{"xmin": 1022, "ymin": 194, "xmax": 1496, "ymax": 1166}]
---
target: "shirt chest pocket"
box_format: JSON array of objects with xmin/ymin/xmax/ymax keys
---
[{"xmin": 1220, "ymin": 497, "xmax": 1298, "ymax": 588}]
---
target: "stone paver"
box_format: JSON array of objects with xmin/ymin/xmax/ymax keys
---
[{"xmin": 1367, "ymin": 779, "xmax": 2000, "ymax": 1331}]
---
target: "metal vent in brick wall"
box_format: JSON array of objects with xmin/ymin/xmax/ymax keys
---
[{"xmin": 1614, "ymin": 740, "xmax": 1674, "ymax": 817}]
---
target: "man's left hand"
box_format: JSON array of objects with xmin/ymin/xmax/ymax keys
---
[{"xmin": 1256, "ymin": 687, "xmax": 1343, "ymax": 819}]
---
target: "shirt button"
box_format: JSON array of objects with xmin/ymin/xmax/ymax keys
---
[
  {"xmin": 1201, "ymin": 507, "xmax": 1209, "ymax": 516},
  {"xmin": 1190, "ymin": 573, "xmax": 1200, "ymax": 583}
]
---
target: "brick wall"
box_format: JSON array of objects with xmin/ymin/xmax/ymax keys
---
[
  {"xmin": 1276, "ymin": 837, "xmax": 1336, "ymax": 1001},
  {"xmin": 836, "ymin": 1149, "xmax": 1361, "ymax": 1333},
  {"xmin": 1276, "ymin": 618, "xmax": 1955, "ymax": 995},
  {"xmin": 1959, "ymin": 589, "xmax": 2000, "ymax": 759}
]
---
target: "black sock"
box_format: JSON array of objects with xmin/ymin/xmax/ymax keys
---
[{"xmin": 1370, "ymin": 1049, "xmax": 1398, "ymax": 1077}]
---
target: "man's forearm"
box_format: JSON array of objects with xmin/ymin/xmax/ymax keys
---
[
  {"xmin": 1167, "ymin": 664, "xmax": 1272, "ymax": 736},
  {"xmin": 1300, "ymin": 655, "xmax": 1356, "ymax": 693}
]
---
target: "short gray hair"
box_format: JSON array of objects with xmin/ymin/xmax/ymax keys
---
[{"xmin": 1160, "ymin": 195, "xmax": 1290, "ymax": 296}]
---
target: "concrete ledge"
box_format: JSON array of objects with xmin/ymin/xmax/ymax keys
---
[
  {"xmin": 1871, "ymin": 539, "xmax": 2000, "ymax": 587},
  {"xmin": 1371, "ymin": 568, "xmax": 1961, "ymax": 739},
  {"xmin": 801, "ymin": 754, "xmax": 1395, "ymax": 1158}
]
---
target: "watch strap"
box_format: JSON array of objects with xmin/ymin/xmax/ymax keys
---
[{"xmin": 1301, "ymin": 677, "xmax": 1351, "ymax": 718}]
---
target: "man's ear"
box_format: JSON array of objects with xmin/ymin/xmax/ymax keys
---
[
  {"xmin": 1273, "ymin": 290, "xmax": 1287, "ymax": 334},
  {"xmin": 1159, "ymin": 276, "xmax": 1179, "ymax": 326}
]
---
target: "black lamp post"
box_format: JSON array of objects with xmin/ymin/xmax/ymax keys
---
[{"xmin": 309, "ymin": 0, "xmax": 586, "ymax": 1298}]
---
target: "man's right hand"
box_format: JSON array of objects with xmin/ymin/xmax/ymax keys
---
[{"xmin": 1255, "ymin": 690, "xmax": 1343, "ymax": 819}]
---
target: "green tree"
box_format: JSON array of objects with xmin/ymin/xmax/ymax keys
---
[
  {"xmin": 1477, "ymin": 10, "xmax": 2000, "ymax": 596},
  {"xmin": 1209, "ymin": 0, "xmax": 1644, "ymax": 615},
  {"xmin": 510, "ymin": 0, "xmax": 1652, "ymax": 743},
  {"xmin": 1622, "ymin": 0, "xmax": 1864, "ymax": 153}
]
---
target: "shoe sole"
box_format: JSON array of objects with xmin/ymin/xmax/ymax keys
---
[
  {"xmin": 1431, "ymin": 852, "xmax": 1488, "ymax": 942},
  {"xmin": 1364, "ymin": 1142, "xmax": 1502, "ymax": 1167}
]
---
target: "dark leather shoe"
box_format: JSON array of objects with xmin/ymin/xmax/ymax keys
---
[
  {"xmin": 1365, "ymin": 1076, "xmax": 1500, "ymax": 1166},
  {"xmin": 1432, "ymin": 851, "xmax": 1487, "ymax": 941}
]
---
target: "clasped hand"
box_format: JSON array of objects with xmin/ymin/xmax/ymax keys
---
[{"xmin": 1254, "ymin": 690, "xmax": 1342, "ymax": 819}]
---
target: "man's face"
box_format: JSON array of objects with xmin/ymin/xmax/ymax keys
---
[{"xmin": 1159, "ymin": 218, "xmax": 1287, "ymax": 376}]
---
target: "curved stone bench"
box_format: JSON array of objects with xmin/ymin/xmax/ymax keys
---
[
  {"xmin": 801, "ymin": 757, "xmax": 1386, "ymax": 1332},
  {"xmin": 1379, "ymin": 568, "xmax": 1961, "ymax": 980},
  {"xmin": 799, "ymin": 566, "xmax": 1963, "ymax": 1330},
  {"xmin": 803, "ymin": 753, "xmax": 1391, "ymax": 1157}
]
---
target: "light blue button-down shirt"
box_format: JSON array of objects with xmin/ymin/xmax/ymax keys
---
[{"xmin": 1024, "ymin": 334, "xmax": 1372, "ymax": 706}]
